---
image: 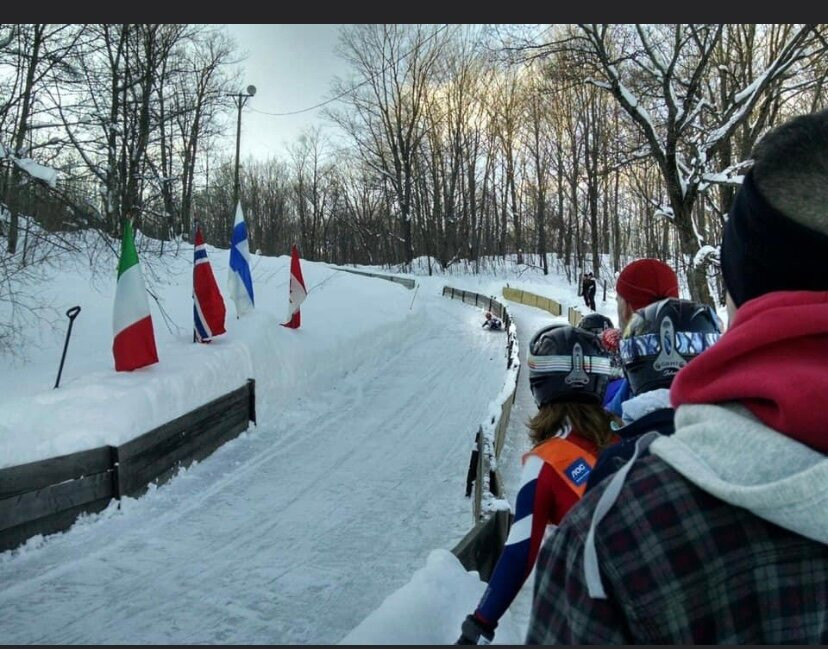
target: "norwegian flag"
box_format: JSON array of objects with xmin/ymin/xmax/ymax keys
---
[
  {"xmin": 193, "ymin": 224, "xmax": 226, "ymax": 343},
  {"xmin": 281, "ymin": 243, "xmax": 307, "ymax": 329}
]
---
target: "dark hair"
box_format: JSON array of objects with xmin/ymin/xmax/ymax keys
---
[
  {"xmin": 528, "ymin": 402, "xmax": 618, "ymax": 449},
  {"xmin": 577, "ymin": 313, "xmax": 614, "ymax": 335}
]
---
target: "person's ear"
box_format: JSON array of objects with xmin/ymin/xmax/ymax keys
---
[{"xmin": 725, "ymin": 292, "xmax": 737, "ymax": 329}]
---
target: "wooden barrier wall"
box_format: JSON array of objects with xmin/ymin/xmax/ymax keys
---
[
  {"xmin": 502, "ymin": 286, "xmax": 563, "ymax": 317},
  {"xmin": 333, "ymin": 267, "xmax": 416, "ymax": 289},
  {"xmin": 0, "ymin": 380, "xmax": 256, "ymax": 552},
  {"xmin": 442, "ymin": 285, "xmax": 520, "ymax": 580}
]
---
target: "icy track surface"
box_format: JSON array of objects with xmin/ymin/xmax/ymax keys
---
[{"xmin": 0, "ymin": 295, "xmax": 506, "ymax": 644}]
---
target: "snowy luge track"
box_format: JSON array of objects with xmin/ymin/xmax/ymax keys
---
[{"xmin": 0, "ymin": 293, "xmax": 505, "ymax": 644}]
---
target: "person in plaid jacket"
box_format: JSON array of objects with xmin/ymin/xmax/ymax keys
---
[{"xmin": 527, "ymin": 109, "xmax": 828, "ymax": 644}]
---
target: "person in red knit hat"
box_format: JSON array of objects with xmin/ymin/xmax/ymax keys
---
[
  {"xmin": 603, "ymin": 258, "xmax": 679, "ymax": 416},
  {"xmin": 527, "ymin": 109, "xmax": 828, "ymax": 644}
]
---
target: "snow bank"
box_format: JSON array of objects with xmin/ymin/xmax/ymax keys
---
[
  {"xmin": 339, "ymin": 549, "xmax": 527, "ymax": 645},
  {"xmin": 0, "ymin": 238, "xmax": 416, "ymax": 468}
]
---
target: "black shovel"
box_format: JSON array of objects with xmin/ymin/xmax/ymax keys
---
[{"xmin": 54, "ymin": 306, "xmax": 81, "ymax": 389}]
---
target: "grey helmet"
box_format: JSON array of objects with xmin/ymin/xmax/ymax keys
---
[
  {"xmin": 620, "ymin": 298, "xmax": 723, "ymax": 395},
  {"xmin": 577, "ymin": 313, "xmax": 614, "ymax": 335},
  {"xmin": 527, "ymin": 324, "xmax": 613, "ymax": 407}
]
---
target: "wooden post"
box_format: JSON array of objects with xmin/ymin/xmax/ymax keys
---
[
  {"xmin": 473, "ymin": 426, "xmax": 483, "ymax": 523},
  {"xmin": 247, "ymin": 378, "xmax": 256, "ymax": 425},
  {"xmin": 110, "ymin": 445, "xmax": 123, "ymax": 499}
]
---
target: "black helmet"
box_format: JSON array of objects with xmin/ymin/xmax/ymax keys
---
[
  {"xmin": 527, "ymin": 324, "xmax": 613, "ymax": 407},
  {"xmin": 620, "ymin": 298, "xmax": 723, "ymax": 396},
  {"xmin": 577, "ymin": 313, "xmax": 614, "ymax": 335}
]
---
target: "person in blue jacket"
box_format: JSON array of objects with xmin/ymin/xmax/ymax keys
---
[{"xmin": 586, "ymin": 297, "xmax": 722, "ymax": 492}]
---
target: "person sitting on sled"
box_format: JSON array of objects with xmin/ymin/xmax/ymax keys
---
[{"xmin": 483, "ymin": 311, "xmax": 503, "ymax": 330}]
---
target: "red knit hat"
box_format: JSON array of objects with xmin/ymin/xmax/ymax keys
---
[{"xmin": 616, "ymin": 258, "xmax": 679, "ymax": 311}]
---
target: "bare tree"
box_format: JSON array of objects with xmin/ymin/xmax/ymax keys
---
[
  {"xmin": 329, "ymin": 24, "xmax": 447, "ymax": 266},
  {"xmin": 561, "ymin": 23, "xmax": 824, "ymax": 303}
]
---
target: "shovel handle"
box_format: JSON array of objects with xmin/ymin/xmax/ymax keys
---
[{"xmin": 66, "ymin": 306, "xmax": 81, "ymax": 320}]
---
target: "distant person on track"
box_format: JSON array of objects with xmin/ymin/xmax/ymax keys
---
[
  {"xmin": 456, "ymin": 325, "xmax": 618, "ymax": 645},
  {"xmin": 581, "ymin": 272, "xmax": 597, "ymax": 311},
  {"xmin": 482, "ymin": 311, "xmax": 503, "ymax": 330}
]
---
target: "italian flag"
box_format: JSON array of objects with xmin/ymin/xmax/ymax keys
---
[{"xmin": 112, "ymin": 220, "xmax": 159, "ymax": 371}]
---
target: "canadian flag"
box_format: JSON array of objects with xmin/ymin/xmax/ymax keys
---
[{"xmin": 281, "ymin": 244, "xmax": 307, "ymax": 329}]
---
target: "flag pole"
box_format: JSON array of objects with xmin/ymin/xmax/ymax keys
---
[
  {"xmin": 192, "ymin": 218, "xmax": 199, "ymax": 343},
  {"xmin": 234, "ymin": 203, "xmax": 238, "ymax": 321}
]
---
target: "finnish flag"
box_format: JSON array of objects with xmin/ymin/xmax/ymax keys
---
[{"xmin": 228, "ymin": 201, "xmax": 255, "ymax": 317}]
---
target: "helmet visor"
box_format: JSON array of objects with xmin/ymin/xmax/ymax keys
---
[
  {"xmin": 527, "ymin": 353, "xmax": 613, "ymax": 376},
  {"xmin": 620, "ymin": 331, "xmax": 722, "ymax": 364}
]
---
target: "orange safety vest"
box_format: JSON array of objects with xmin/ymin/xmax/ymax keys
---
[{"xmin": 523, "ymin": 436, "xmax": 599, "ymax": 500}]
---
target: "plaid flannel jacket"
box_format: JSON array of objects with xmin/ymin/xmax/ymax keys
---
[{"xmin": 527, "ymin": 454, "xmax": 828, "ymax": 644}]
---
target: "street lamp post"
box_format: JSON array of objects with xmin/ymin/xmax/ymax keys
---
[{"xmin": 228, "ymin": 84, "xmax": 257, "ymax": 209}]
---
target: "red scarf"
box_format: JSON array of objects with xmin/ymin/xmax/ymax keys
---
[{"xmin": 670, "ymin": 291, "xmax": 828, "ymax": 453}]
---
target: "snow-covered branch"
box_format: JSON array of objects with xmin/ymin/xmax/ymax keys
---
[
  {"xmin": 0, "ymin": 145, "xmax": 59, "ymax": 188},
  {"xmin": 650, "ymin": 198, "xmax": 674, "ymax": 221},
  {"xmin": 700, "ymin": 25, "xmax": 817, "ymax": 154},
  {"xmin": 693, "ymin": 244, "xmax": 720, "ymax": 270},
  {"xmin": 698, "ymin": 158, "xmax": 752, "ymax": 192},
  {"xmin": 584, "ymin": 77, "xmax": 611, "ymax": 91}
]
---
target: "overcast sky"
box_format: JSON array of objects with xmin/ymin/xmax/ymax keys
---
[{"xmin": 221, "ymin": 24, "xmax": 353, "ymax": 162}]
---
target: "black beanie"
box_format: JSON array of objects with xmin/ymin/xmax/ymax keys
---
[{"xmin": 720, "ymin": 169, "xmax": 828, "ymax": 306}]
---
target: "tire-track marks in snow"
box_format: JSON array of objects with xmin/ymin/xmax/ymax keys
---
[{"xmin": 0, "ymin": 311, "xmax": 430, "ymax": 599}]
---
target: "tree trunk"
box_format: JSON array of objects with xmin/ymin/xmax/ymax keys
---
[{"xmin": 6, "ymin": 24, "xmax": 43, "ymax": 254}]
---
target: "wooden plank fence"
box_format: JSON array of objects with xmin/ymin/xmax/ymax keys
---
[
  {"xmin": 442, "ymin": 285, "xmax": 520, "ymax": 580},
  {"xmin": 502, "ymin": 286, "xmax": 563, "ymax": 316},
  {"xmin": 450, "ymin": 509, "xmax": 512, "ymax": 582},
  {"xmin": 0, "ymin": 379, "xmax": 256, "ymax": 553},
  {"xmin": 568, "ymin": 305, "xmax": 584, "ymax": 326},
  {"xmin": 0, "ymin": 446, "xmax": 117, "ymax": 553},
  {"xmin": 115, "ymin": 382, "xmax": 255, "ymax": 498},
  {"xmin": 333, "ymin": 267, "xmax": 416, "ymax": 290}
]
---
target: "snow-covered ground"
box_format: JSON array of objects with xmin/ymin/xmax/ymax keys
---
[{"xmin": 0, "ymin": 232, "xmax": 642, "ymax": 644}]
